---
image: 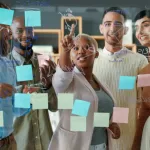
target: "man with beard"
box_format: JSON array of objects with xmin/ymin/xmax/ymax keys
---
[
  {"xmin": 8, "ymin": 16, "xmax": 57, "ymax": 150},
  {"xmin": 134, "ymin": 10, "xmax": 150, "ymax": 150},
  {"xmin": 93, "ymin": 7, "xmax": 149, "ymax": 150}
]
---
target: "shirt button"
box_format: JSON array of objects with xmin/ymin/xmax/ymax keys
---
[
  {"xmin": 34, "ymin": 123, "xmax": 36, "ymax": 125},
  {"xmin": 35, "ymin": 136, "xmax": 38, "ymax": 138}
]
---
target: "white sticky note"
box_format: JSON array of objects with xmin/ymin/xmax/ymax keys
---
[
  {"xmin": 58, "ymin": 93, "xmax": 74, "ymax": 109},
  {"xmin": 70, "ymin": 116, "xmax": 86, "ymax": 131},
  {"xmin": 94, "ymin": 113, "xmax": 110, "ymax": 127},
  {"xmin": 0, "ymin": 111, "xmax": 4, "ymax": 127},
  {"xmin": 31, "ymin": 93, "xmax": 48, "ymax": 110}
]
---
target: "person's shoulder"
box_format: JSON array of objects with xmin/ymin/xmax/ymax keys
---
[{"xmin": 126, "ymin": 48, "xmax": 147, "ymax": 60}]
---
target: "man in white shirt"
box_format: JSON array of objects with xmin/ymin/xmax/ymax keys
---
[
  {"xmin": 134, "ymin": 9, "xmax": 150, "ymax": 150},
  {"xmin": 93, "ymin": 7, "xmax": 149, "ymax": 150}
]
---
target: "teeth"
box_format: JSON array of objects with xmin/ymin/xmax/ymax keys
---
[{"xmin": 79, "ymin": 57, "xmax": 85, "ymax": 60}]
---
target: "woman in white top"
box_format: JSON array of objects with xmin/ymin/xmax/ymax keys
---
[{"xmin": 48, "ymin": 24, "xmax": 120, "ymax": 150}]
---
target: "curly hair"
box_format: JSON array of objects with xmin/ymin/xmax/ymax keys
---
[
  {"xmin": 0, "ymin": 2, "xmax": 11, "ymax": 56},
  {"xmin": 0, "ymin": 2, "xmax": 10, "ymax": 9}
]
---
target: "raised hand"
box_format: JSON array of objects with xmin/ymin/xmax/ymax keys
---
[
  {"xmin": 61, "ymin": 24, "xmax": 75, "ymax": 52},
  {"xmin": 40, "ymin": 59, "xmax": 56, "ymax": 89}
]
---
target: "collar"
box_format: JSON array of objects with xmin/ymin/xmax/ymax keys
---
[
  {"xmin": 12, "ymin": 47, "xmax": 36, "ymax": 67},
  {"xmin": 103, "ymin": 47, "xmax": 127, "ymax": 56}
]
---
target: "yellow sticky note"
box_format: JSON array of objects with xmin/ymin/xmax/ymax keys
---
[
  {"xmin": 0, "ymin": 111, "xmax": 4, "ymax": 127},
  {"xmin": 94, "ymin": 113, "xmax": 110, "ymax": 127},
  {"xmin": 58, "ymin": 93, "xmax": 74, "ymax": 109},
  {"xmin": 70, "ymin": 116, "xmax": 86, "ymax": 132},
  {"xmin": 31, "ymin": 93, "xmax": 48, "ymax": 110}
]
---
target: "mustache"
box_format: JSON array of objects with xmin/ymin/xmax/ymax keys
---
[{"xmin": 20, "ymin": 38, "xmax": 33, "ymax": 42}]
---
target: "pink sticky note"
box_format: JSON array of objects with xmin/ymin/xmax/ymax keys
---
[
  {"xmin": 112, "ymin": 107, "xmax": 129, "ymax": 123},
  {"xmin": 137, "ymin": 74, "xmax": 150, "ymax": 87},
  {"xmin": 37, "ymin": 55, "xmax": 50, "ymax": 67}
]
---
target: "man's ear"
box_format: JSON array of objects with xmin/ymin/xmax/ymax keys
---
[
  {"xmin": 99, "ymin": 24, "xmax": 104, "ymax": 35},
  {"xmin": 95, "ymin": 50, "xmax": 99, "ymax": 58},
  {"xmin": 124, "ymin": 26, "xmax": 128, "ymax": 35}
]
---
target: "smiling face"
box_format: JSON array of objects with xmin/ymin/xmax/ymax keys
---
[
  {"xmin": 135, "ymin": 16, "xmax": 150, "ymax": 47},
  {"xmin": 11, "ymin": 17, "xmax": 34, "ymax": 49},
  {"xmin": 100, "ymin": 12, "xmax": 127, "ymax": 47},
  {"xmin": 71, "ymin": 35, "xmax": 99, "ymax": 69}
]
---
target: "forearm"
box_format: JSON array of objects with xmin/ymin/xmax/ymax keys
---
[
  {"xmin": 132, "ymin": 104, "xmax": 150, "ymax": 150},
  {"xmin": 59, "ymin": 50, "xmax": 73, "ymax": 71}
]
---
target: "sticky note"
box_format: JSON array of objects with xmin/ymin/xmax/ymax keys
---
[
  {"xmin": 37, "ymin": 55, "xmax": 50, "ymax": 67},
  {"xmin": 112, "ymin": 107, "xmax": 129, "ymax": 123},
  {"xmin": 137, "ymin": 74, "xmax": 150, "ymax": 87},
  {"xmin": 72, "ymin": 99, "xmax": 90, "ymax": 117},
  {"xmin": 119, "ymin": 76, "xmax": 136, "ymax": 90},
  {"xmin": 93, "ymin": 113, "xmax": 110, "ymax": 127},
  {"xmin": 70, "ymin": 116, "xmax": 86, "ymax": 131},
  {"xmin": 58, "ymin": 93, "xmax": 74, "ymax": 109},
  {"xmin": 0, "ymin": 111, "xmax": 4, "ymax": 127},
  {"xmin": 31, "ymin": 93, "xmax": 48, "ymax": 109},
  {"xmin": 25, "ymin": 11, "xmax": 41, "ymax": 27},
  {"xmin": 16, "ymin": 65, "xmax": 33, "ymax": 82},
  {"xmin": 14, "ymin": 93, "xmax": 30, "ymax": 108},
  {"xmin": 0, "ymin": 8, "xmax": 14, "ymax": 25}
]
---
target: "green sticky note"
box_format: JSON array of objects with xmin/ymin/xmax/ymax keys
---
[
  {"xmin": 25, "ymin": 11, "xmax": 41, "ymax": 27},
  {"xmin": 70, "ymin": 116, "xmax": 86, "ymax": 132},
  {"xmin": 0, "ymin": 8, "xmax": 14, "ymax": 25},
  {"xmin": 94, "ymin": 113, "xmax": 110, "ymax": 127},
  {"xmin": 58, "ymin": 93, "xmax": 73, "ymax": 109},
  {"xmin": 31, "ymin": 93, "xmax": 48, "ymax": 110},
  {"xmin": 0, "ymin": 111, "xmax": 4, "ymax": 127}
]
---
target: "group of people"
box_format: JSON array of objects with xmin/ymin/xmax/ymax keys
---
[{"xmin": 0, "ymin": 2, "xmax": 150, "ymax": 150}]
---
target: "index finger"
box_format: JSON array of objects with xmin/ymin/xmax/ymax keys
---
[{"xmin": 69, "ymin": 24, "xmax": 75, "ymax": 37}]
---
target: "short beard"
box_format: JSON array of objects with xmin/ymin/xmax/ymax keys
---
[{"xmin": 13, "ymin": 39, "xmax": 33, "ymax": 51}]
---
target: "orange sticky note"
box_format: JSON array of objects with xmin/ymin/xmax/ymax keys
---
[
  {"xmin": 112, "ymin": 107, "xmax": 129, "ymax": 123},
  {"xmin": 137, "ymin": 74, "xmax": 150, "ymax": 87}
]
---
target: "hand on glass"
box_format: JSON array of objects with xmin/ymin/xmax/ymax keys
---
[
  {"xmin": 0, "ymin": 83, "xmax": 16, "ymax": 98},
  {"xmin": 23, "ymin": 85, "xmax": 40, "ymax": 93},
  {"xmin": 40, "ymin": 59, "xmax": 56, "ymax": 89}
]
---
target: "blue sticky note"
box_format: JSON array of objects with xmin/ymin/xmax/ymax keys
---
[
  {"xmin": 119, "ymin": 76, "xmax": 136, "ymax": 90},
  {"xmin": 72, "ymin": 99, "xmax": 90, "ymax": 117},
  {"xmin": 0, "ymin": 8, "xmax": 14, "ymax": 25},
  {"xmin": 14, "ymin": 93, "xmax": 30, "ymax": 108},
  {"xmin": 25, "ymin": 11, "xmax": 41, "ymax": 27},
  {"xmin": 16, "ymin": 65, "xmax": 33, "ymax": 82}
]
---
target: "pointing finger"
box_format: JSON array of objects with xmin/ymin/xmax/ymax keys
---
[{"xmin": 69, "ymin": 24, "xmax": 75, "ymax": 37}]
